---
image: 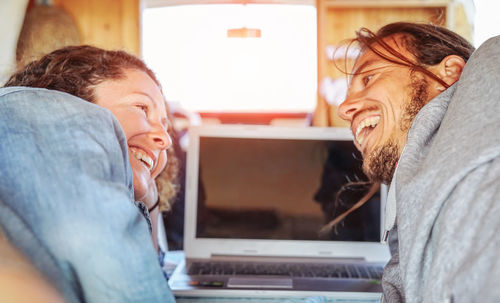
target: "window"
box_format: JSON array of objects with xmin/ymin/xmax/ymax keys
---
[
  {"xmin": 473, "ymin": 0, "xmax": 500, "ymax": 47},
  {"xmin": 142, "ymin": 3, "xmax": 317, "ymax": 113}
]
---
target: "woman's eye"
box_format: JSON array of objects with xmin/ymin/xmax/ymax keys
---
[
  {"xmin": 136, "ymin": 104, "xmax": 148, "ymax": 114},
  {"xmin": 363, "ymin": 74, "xmax": 374, "ymax": 86}
]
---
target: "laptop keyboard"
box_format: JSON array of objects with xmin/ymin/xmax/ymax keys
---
[{"xmin": 187, "ymin": 261, "xmax": 384, "ymax": 280}]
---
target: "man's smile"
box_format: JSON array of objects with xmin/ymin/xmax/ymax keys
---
[{"xmin": 354, "ymin": 115, "xmax": 380, "ymax": 148}]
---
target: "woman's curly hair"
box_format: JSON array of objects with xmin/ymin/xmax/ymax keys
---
[{"xmin": 4, "ymin": 45, "xmax": 179, "ymax": 211}]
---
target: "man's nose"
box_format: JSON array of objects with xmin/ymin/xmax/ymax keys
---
[{"xmin": 337, "ymin": 95, "xmax": 361, "ymax": 122}]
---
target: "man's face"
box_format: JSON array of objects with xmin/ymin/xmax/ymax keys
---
[{"xmin": 338, "ymin": 36, "xmax": 430, "ymax": 184}]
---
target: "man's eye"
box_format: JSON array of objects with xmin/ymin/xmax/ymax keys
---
[{"xmin": 363, "ymin": 74, "xmax": 374, "ymax": 86}]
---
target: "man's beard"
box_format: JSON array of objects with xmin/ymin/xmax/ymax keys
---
[{"xmin": 362, "ymin": 76, "xmax": 429, "ymax": 184}]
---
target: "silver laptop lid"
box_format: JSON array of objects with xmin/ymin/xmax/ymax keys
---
[{"xmin": 184, "ymin": 125, "xmax": 389, "ymax": 263}]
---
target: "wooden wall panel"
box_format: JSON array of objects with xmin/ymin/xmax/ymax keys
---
[
  {"xmin": 52, "ymin": 0, "xmax": 140, "ymax": 56},
  {"xmin": 451, "ymin": 2, "xmax": 472, "ymax": 43}
]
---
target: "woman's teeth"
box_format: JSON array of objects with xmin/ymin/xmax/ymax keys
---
[
  {"xmin": 132, "ymin": 150, "xmax": 153, "ymax": 171},
  {"xmin": 355, "ymin": 116, "xmax": 380, "ymax": 146}
]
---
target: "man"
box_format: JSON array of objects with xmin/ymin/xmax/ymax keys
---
[{"xmin": 338, "ymin": 22, "xmax": 499, "ymax": 302}]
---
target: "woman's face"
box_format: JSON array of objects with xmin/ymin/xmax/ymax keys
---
[{"xmin": 93, "ymin": 69, "xmax": 171, "ymax": 201}]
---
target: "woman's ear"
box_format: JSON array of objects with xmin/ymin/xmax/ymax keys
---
[{"xmin": 431, "ymin": 55, "xmax": 466, "ymax": 91}]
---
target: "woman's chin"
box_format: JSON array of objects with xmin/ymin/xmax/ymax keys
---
[{"xmin": 132, "ymin": 174, "xmax": 149, "ymax": 202}]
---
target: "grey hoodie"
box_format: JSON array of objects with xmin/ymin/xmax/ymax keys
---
[{"xmin": 381, "ymin": 36, "xmax": 500, "ymax": 302}]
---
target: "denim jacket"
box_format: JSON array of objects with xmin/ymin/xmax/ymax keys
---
[{"xmin": 0, "ymin": 87, "xmax": 175, "ymax": 302}]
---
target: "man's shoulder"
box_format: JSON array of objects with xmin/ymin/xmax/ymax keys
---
[
  {"xmin": 459, "ymin": 35, "xmax": 500, "ymax": 87},
  {"xmin": 474, "ymin": 35, "xmax": 500, "ymax": 57}
]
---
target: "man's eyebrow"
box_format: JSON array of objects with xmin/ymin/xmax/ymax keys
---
[{"xmin": 352, "ymin": 59, "xmax": 379, "ymax": 76}]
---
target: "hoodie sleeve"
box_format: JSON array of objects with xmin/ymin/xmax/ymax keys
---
[{"xmin": 382, "ymin": 224, "xmax": 405, "ymax": 302}]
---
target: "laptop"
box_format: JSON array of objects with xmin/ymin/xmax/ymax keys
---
[{"xmin": 168, "ymin": 125, "xmax": 390, "ymax": 299}]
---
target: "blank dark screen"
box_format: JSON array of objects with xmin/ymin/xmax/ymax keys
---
[{"xmin": 195, "ymin": 137, "xmax": 380, "ymax": 242}]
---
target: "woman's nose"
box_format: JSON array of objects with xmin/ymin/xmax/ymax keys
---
[{"xmin": 151, "ymin": 125, "xmax": 172, "ymax": 150}]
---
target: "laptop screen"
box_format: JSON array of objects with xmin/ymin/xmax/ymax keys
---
[{"xmin": 195, "ymin": 135, "xmax": 381, "ymax": 243}]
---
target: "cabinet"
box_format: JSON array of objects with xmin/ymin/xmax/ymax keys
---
[{"xmin": 52, "ymin": 0, "xmax": 140, "ymax": 56}]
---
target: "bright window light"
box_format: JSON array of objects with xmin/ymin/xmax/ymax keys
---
[
  {"xmin": 473, "ymin": 0, "xmax": 500, "ymax": 47},
  {"xmin": 142, "ymin": 4, "xmax": 317, "ymax": 112}
]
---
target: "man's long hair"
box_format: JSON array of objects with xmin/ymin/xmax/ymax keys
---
[{"xmin": 346, "ymin": 22, "xmax": 475, "ymax": 86}]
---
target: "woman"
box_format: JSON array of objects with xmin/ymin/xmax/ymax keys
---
[
  {"xmin": 4, "ymin": 45, "xmax": 179, "ymax": 252},
  {"xmin": 1, "ymin": 49, "xmax": 177, "ymax": 301}
]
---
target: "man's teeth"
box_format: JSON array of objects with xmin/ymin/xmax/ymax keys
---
[
  {"xmin": 133, "ymin": 151, "xmax": 154, "ymax": 171},
  {"xmin": 355, "ymin": 116, "xmax": 380, "ymax": 146}
]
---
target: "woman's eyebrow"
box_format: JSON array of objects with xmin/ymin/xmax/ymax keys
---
[
  {"xmin": 161, "ymin": 117, "xmax": 169, "ymax": 130},
  {"xmin": 132, "ymin": 91, "xmax": 158, "ymax": 107}
]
